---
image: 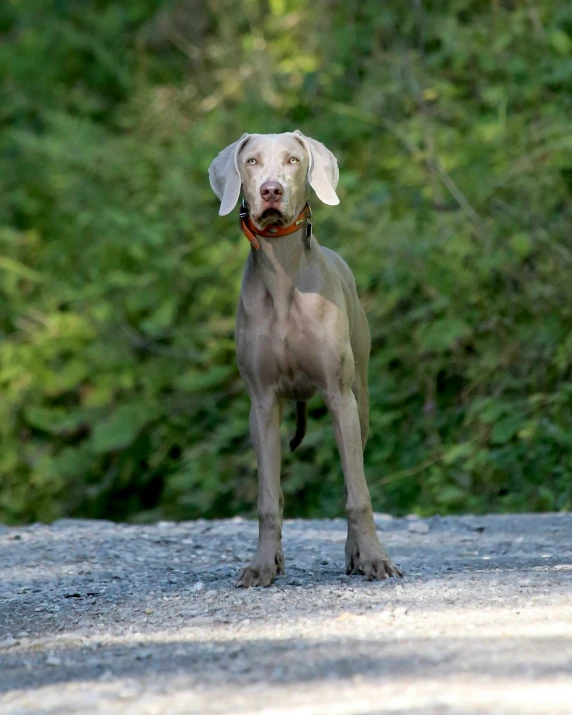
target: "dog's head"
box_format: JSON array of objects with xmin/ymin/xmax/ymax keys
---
[{"xmin": 208, "ymin": 131, "xmax": 339, "ymax": 229}]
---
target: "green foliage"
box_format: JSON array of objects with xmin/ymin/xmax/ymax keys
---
[{"xmin": 1, "ymin": 0, "xmax": 571, "ymax": 523}]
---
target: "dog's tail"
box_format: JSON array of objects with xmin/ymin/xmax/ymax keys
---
[{"xmin": 289, "ymin": 401, "xmax": 307, "ymax": 452}]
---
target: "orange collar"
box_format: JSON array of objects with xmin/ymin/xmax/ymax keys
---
[{"xmin": 239, "ymin": 202, "xmax": 312, "ymax": 250}]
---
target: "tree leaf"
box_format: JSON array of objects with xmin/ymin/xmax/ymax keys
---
[
  {"xmin": 417, "ymin": 318, "xmax": 472, "ymax": 352},
  {"xmin": 90, "ymin": 405, "xmax": 155, "ymax": 454},
  {"xmin": 490, "ymin": 417, "xmax": 522, "ymax": 445}
]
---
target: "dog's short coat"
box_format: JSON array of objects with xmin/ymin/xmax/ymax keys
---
[{"xmin": 209, "ymin": 132, "xmax": 401, "ymax": 587}]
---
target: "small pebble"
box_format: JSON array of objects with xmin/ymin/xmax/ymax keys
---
[
  {"xmin": 0, "ymin": 636, "xmax": 18, "ymax": 650},
  {"xmin": 408, "ymin": 521, "xmax": 430, "ymax": 534},
  {"xmin": 45, "ymin": 654, "xmax": 62, "ymax": 666}
]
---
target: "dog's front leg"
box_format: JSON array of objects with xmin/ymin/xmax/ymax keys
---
[
  {"xmin": 237, "ymin": 392, "xmax": 285, "ymax": 588},
  {"xmin": 325, "ymin": 388, "xmax": 402, "ymax": 580}
]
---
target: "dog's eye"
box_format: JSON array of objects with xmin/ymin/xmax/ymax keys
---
[
  {"xmin": 246, "ymin": 158, "xmax": 257, "ymax": 165},
  {"xmin": 288, "ymin": 157, "xmax": 300, "ymax": 164}
]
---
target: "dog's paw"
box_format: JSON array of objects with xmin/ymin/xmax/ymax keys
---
[
  {"xmin": 236, "ymin": 550, "xmax": 285, "ymax": 588},
  {"xmin": 346, "ymin": 537, "xmax": 402, "ymax": 580},
  {"xmin": 356, "ymin": 554, "xmax": 403, "ymax": 580},
  {"xmin": 236, "ymin": 564, "xmax": 276, "ymax": 588}
]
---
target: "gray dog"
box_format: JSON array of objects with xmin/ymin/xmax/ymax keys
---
[{"xmin": 209, "ymin": 131, "xmax": 401, "ymax": 587}]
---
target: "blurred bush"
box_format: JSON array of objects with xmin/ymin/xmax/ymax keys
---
[{"xmin": 1, "ymin": 0, "xmax": 571, "ymax": 523}]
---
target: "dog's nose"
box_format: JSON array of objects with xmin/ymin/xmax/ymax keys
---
[{"xmin": 260, "ymin": 181, "xmax": 283, "ymax": 203}]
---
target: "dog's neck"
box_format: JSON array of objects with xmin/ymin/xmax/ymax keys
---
[{"xmin": 252, "ymin": 227, "xmax": 310, "ymax": 319}]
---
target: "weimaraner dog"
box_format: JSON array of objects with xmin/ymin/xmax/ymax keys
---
[{"xmin": 209, "ymin": 131, "xmax": 401, "ymax": 587}]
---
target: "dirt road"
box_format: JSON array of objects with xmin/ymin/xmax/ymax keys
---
[{"xmin": 1, "ymin": 512, "xmax": 571, "ymax": 713}]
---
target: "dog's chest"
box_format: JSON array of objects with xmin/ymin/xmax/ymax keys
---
[
  {"xmin": 265, "ymin": 296, "xmax": 337, "ymax": 390},
  {"xmin": 269, "ymin": 319, "xmax": 319, "ymax": 399},
  {"xmin": 238, "ymin": 287, "xmax": 337, "ymax": 396}
]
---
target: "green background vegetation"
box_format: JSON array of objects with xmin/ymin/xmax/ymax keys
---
[{"xmin": 1, "ymin": 0, "xmax": 571, "ymax": 524}]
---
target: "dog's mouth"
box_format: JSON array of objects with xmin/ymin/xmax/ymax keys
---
[{"xmin": 257, "ymin": 208, "xmax": 286, "ymax": 226}]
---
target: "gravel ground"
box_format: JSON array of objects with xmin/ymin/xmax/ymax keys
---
[{"xmin": 0, "ymin": 512, "xmax": 571, "ymax": 714}]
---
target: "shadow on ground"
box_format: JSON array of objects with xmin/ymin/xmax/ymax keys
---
[{"xmin": 1, "ymin": 632, "xmax": 571, "ymax": 694}]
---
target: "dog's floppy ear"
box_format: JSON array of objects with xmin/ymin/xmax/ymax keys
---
[
  {"xmin": 208, "ymin": 134, "xmax": 251, "ymax": 216},
  {"xmin": 293, "ymin": 130, "xmax": 340, "ymax": 206}
]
